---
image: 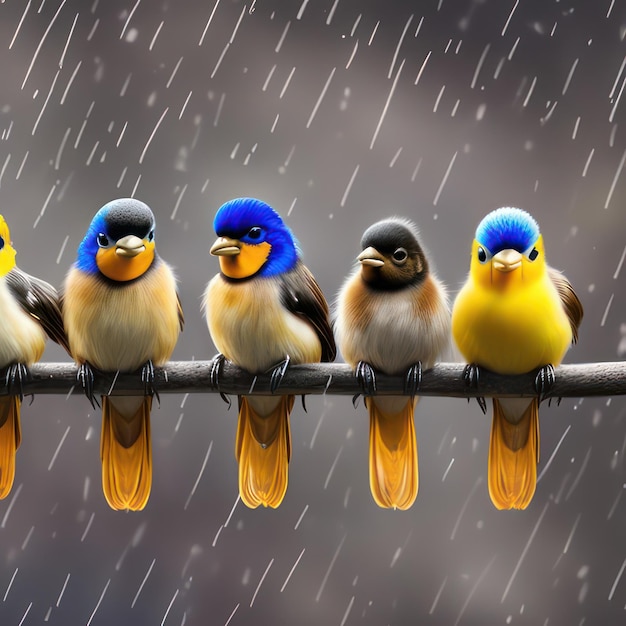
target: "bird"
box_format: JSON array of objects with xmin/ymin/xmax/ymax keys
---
[
  {"xmin": 203, "ymin": 197, "xmax": 336, "ymax": 509},
  {"xmin": 62, "ymin": 198, "xmax": 183, "ymax": 511},
  {"xmin": 335, "ymin": 218, "xmax": 450, "ymax": 510},
  {"xmin": 452, "ymin": 207, "xmax": 583, "ymax": 510},
  {"xmin": 0, "ymin": 214, "xmax": 67, "ymax": 498}
]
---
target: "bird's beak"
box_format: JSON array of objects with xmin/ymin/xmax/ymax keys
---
[
  {"xmin": 492, "ymin": 249, "xmax": 522, "ymax": 272},
  {"xmin": 357, "ymin": 246, "xmax": 385, "ymax": 267},
  {"xmin": 115, "ymin": 235, "xmax": 145, "ymax": 258},
  {"xmin": 210, "ymin": 237, "xmax": 241, "ymax": 256}
]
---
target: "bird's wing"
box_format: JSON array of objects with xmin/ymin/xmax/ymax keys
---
[
  {"xmin": 548, "ymin": 267, "xmax": 583, "ymax": 344},
  {"xmin": 6, "ymin": 267, "xmax": 70, "ymax": 352},
  {"xmin": 280, "ymin": 261, "xmax": 337, "ymax": 362}
]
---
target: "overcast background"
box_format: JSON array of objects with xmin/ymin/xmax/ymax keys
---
[{"xmin": 0, "ymin": 0, "xmax": 625, "ymax": 624}]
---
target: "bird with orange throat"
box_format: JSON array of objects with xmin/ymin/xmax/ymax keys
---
[
  {"xmin": 452, "ymin": 207, "xmax": 582, "ymax": 509},
  {"xmin": 204, "ymin": 198, "xmax": 336, "ymax": 508},
  {"xmin": 63, "ymin": 199, "xmax": 183, "ymax": 511}
]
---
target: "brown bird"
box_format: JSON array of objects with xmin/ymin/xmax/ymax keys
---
[{"xmin": 335, "ymin": 218, "xmax": 450, "ymax": 509}]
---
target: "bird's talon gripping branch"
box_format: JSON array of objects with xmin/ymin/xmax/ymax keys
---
[
  {"xmin": 463, "ymin": 363, "xmax": 487, "ymax": 414},
  {"xmin": 77, "ymin": 362, "xmax": 99, "ymax": 409},
  {"xmin": 355, "ymin": 360, "xmax": 377, "ymax": 398},
  {"xmin": 534, "ymin": 364, "xmax": 556, "ymax": 402},
  {"xmin": 269, "ymin": 355, "xmax": 290, "ymax": 394},
  {"xmin": 5, "ymin": 363, "xmax": 29, "ymax": 402},
  {"xmin": 209, "ymin": 353, "xmax": 231, "ymax": 406},
  {"xmin": 404, "ymin": 361, "xmax": 423, "ymax": 397},
  {"xmin": 141, "ymin": 360, "xmax": 160, "ymax": 403}
]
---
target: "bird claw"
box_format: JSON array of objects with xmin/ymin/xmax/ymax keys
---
[
  {"xmin": 355, "ymin": 361, "xmax": 376, "ymax": 397},
  {"xmin": 141, "ymin": 360, "xmax": 160, "ymax": 403},
  {"xmin": 77, "ymin": 362, "xmax": 99, "ymax": 409},
  {"xmin": 268, "ymin": 355, "xmax": 290, "ymax": 394},
  {"xmin": 404, "ymin": 361, "xmax": 423, "ymax": 397},
  {"xmin": 210, "ymin": 353, "xmax": 232, "ymax": 408},
  {"xmin": 463, "ymin": 363, "xmax": 487, "ymax": 414},
  {"xmin": 534, "ymin": 364, "xmax": 556, "ymax": 402},
  {"xmin": 301, "ymin": 395, "xmax": 308, "ymax": 413},
  {"xmin": 4, "ymin": 363, "xmax": 29, "ymax": 402}
]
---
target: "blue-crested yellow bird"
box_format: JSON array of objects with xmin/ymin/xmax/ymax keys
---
[
  {"xmin": 204, "ymin": 197, "xmax": 336, "ymax": 509},
  {"xmin": 452, "ymin": 207, "xmax": 583, "ymax": 510},
  {"xmin": 335, "ymin": 218, "xmax": 450, "ymax": 510},
  {"xmin": 62, "ymin": 199, "xmax": 183, "ymax": 511},
  {"xmin": 0, "ymin": 215, "xmax": 66, "ymax": 498}
]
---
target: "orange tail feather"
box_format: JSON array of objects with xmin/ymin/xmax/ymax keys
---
[
  {"xmin": 368, "ymin": 397, "xmax": 418, "ymax": 510},
  {"xmin": 101, "ymin": 396, "xmax": 152, "ymax": 511},
  {"xmin": 488, "ymin": 398, "xmax": 540, "ymax": 510},
  {"xmin": 235, "ymin": 396, "xmax": 293, "ymax": 509},
  {"xmin": 0, "ymin": 396, "xmax": 21, "ymax": 498}
]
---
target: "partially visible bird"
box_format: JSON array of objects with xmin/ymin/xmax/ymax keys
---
[
  {"xmin": 335, "ymin": 218, "xmax": 450, "ymax": 510},
  {"xmin": 204, "ymin": 197, "xmax": 335, "ymax": 509},
  {"xmin": 63, "ymin": 199, "xmax": 183, "ymax": 511},
  {"xmin": 452, "ymin": 207, "xmax": 583, "ymax": 510},
  {"xmin": 0, "ymin": 214, "xmax": 67, "ymax": 497}
]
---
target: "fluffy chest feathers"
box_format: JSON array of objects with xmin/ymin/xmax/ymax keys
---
[
  {"xmin": 0, "ymin": 278, "xmax": 47, "ymax": 366},
  {"xmin": 452, "ymin": 272, "xmax": 573, "ymax": 374},
  {"xmin": 63, "ymin": 262, "xmax": 180, "ymax": 371},
  {"xmin": 204, "ymin": 274, "xmax": 322, "ymax": 373},
  {"xmin": 335, "ymin": 271, "xmax": 450, "ymax": 375}
]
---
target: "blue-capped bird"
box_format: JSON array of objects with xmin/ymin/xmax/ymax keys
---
[
  {"xmin": 62, "ymin": 199, "xmax": 183, "ymax": 511},
  {"xmin": 0, "ymin": 215, "xmax": 67, "ymax": 498},
  {"xmin": 335, "ymin": 218, "xmax": 450, "ymax": 510},
  {"xmin": 203, "ymin": 197, "xmax": 336, "ymax": 509},
  {"xmin": 452, "ymin": 207, "xmax": 583, "ymax": 510}
]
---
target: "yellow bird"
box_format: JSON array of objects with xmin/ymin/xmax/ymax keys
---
[
  {"xmin": 335, "ymin": 218, "xmax": 450, "ymax": 509},
  {"xmin": 452, "ymin": 207, "xmax": 583, "ymax": 509},
  {"xmin": 0, "ymin": 214, "xmax": 67, "ymax": 497}
]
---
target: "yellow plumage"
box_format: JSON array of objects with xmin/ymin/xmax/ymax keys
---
[
  {"xmin": 452, "ymin": 212, "xmax": 582, "ymax": 510},
  {"xmin": 0, "ymin": 396, "xmax": 21, "ymax": 498}
]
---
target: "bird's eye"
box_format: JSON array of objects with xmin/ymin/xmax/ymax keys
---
[
  {"xmin": 148, "ymin": 230, "xmax": 155, "ymax": 242},
  {"xmin": 97, "ymin": 233, "xmax": 110, "ymax": 248},
  {"xmin": 477, "ymin": 247, "xmax": 487, "ymax": 263},
  {"xmin": 392, "ymin": 247, "xmax": 408, "ymax": 264},
  {"xmin": 0, "ymin": 236, "xmax": 4, "ymax": 251},
  {"xmin": 528, "ymin": 247, "xmax": 538, "ymax": 261},
  {"xmin": 247, "ymin": 227, "xmax": 262, "ymax": 240}
]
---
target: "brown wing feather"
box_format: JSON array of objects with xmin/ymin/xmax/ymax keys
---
[
  {"xmin": 6, "ymin": 267, "xmax": 70, "ymax": 352},
  {"xmin": 176, "ymin": 293, "xmax": 185, "ymax": 332},
  {"xmin": 548, "ymin": 267, "xmax": 583, "ymax": 344},
  {"xmin": 280, "ymin": 261, "xmax": 336, "ymax": 362}
]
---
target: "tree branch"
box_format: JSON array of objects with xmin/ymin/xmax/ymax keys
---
[{"xmin": 7, "ymin": 360, "xmax": 626, "ymax": 399}]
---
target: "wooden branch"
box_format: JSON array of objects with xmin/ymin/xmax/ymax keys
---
[{"xmin": 6, "ymin": 360, "xmax": 626, "ymax": 399}]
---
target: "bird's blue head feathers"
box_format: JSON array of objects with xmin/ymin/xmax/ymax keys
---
[
  {"xmin": 75, "ymin": 198, "xmax": 155, "ymax": 274},
  {"xmin": 213, "ymin": 197, "xmax": 299, "ymax": 277},
  {"xmin": 475, "ymin": 207, "xmax": 540, "ymax": 254}
]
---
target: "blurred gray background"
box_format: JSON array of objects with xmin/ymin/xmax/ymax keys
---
[{"xmin": 0, "ymin": 0, "xmax": 625, "ymax": 624}]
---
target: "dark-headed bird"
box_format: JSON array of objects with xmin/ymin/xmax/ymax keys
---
[
  {"xmin": 335, "ymin": 218, "xmax": 450, "ymax": 510},
  {"xmin": 63, "ymin": 199, "xmax": 183, "ymax": 511},
  {"xmin": 0, "ymin": 215, "xmax": 66, "ymax": 497},
  {"xmin": 452, "ymin": 207, "xmax": 583, "ymax": 510},
  {"xmin": 204, "ymin": 197, "xmax": 336, "ymax": 509}
]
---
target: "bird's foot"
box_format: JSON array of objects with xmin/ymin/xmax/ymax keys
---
[
  {"xmin": 352, "ymin": 361, "xmax": 376, "ymax": 408},
  {"xmin": 463, "ymin": 363, "xmax": 487, "ymax": 415},
  {"xmin": 209, "ymin": 353, "xmax": 231, "ymax": 407},
  {"xmin": 4, "ymin": 363, "xmax": 29, "ymax": 402},
  {"xmin": 534, "ymin": 364, "xmax": 556, "ymax": 403},
  {"xmin": 404, "ymin": 361, "xmax": 423, "ymax": 398},
  {"xmin": 268, "ymin": 355, "xmax": 290, "ymax": 394},
  {"xmin": 141, "ymin": 360, "xmax": 160, "ymax": 403},
  {"xmin": 77, "ymin": 362, "xmax": 100, "ymax": 409}
]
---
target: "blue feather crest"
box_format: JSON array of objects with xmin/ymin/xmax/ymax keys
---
[
  {"xmin": 213, "ymin": 197, "xmax": 299, "ymax": 277},
  {"xmin": 475, "ymin": 207, "xmax": 540, "ymax": 254}
]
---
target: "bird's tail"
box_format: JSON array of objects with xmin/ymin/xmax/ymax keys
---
[
  {"xmin": 0, "ymin": 395, "xmax": 21, "ymax": 498},
  {"xmin": 488, "ymin": 398, "xmax": 539, "ymax": 510},
  {"xmin": 101, "ymin": 395, "xmax": 152, "ymax": 511},
  {"xmin": 368, "ymin": 396, "xmax": 418, "ymax": 510},
  {"xmin": 236, "ymin": 395, "xmax": 294, "ymax": 509}
]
